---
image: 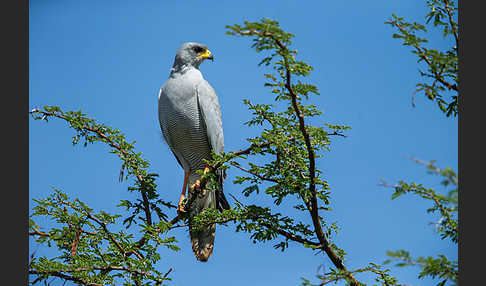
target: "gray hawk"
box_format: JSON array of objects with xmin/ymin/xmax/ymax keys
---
[{"xmin": 158, "ymin": 42, "xmax": 230, "ymax": 262}]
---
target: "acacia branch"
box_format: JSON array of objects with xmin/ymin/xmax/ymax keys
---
[
  {"xmin": 274, "ymin": 31, "xmax": 352, "ymax": 276},
  {"xmin": 30, "ymin": 109, "xmax": 155, "ymax": 255},
  {"xmin": 394, "ymin": 25, "xmax": 457, "ymax": 92},
  {"xmin": 58, "ymin": 198, "xmax": 145, "ymax": 261},
  {"xmin": 29, "ymin": 269, "xmax": 103, "ymax": 286},
  {"xmin": 29, "ymin": 264, "xmax": 171, "ymax": 285},
  {"xmin": 415, "ymin": 45, "xmax": 456, "ymax": 91},
  {"xmin": 380, "ymin": 181, "xmax": 456, "ymax": 236},
  {"xmin": 230, "ymin": 161, "xmax": 281, "ymax": 183},
  {"xmin": 79, "ymin": 126, "xmax": 152, "ymax": 227},
  {"xmin": 228, "ymin": 141, "xmax": 273, "ymax": 159},
  {"xmin": 319, "ymin": 267, "xmax": 393, "ymax": 286},
  {"xmin": 170, "ymin": 216, "xmax": 238, "ymax": 229},
  {"xmin": 167, "ymin": 140, "xmax": 279, "ymax": 225},
  {"xmin": 30, "ymin": 109, "xmax": 153, "ymax": 227},
  {"xmin": 327, "ymin": 131, "xmax": 347, "ymax": 137},
  {"xmin": 261, "ymin": 222, "xmax": 320, "ymax": 247},
  {"xmin": 29, "ymin": 230, "xmax": 50, "ymax": 237},
  {"xmin": 171, "ymin": 209, "xmax": 320, "ymax": 248},
  {"xmin": 233, "ymin": 27, "xmax": 360, "ymax": 285},
  {"xmin": 441, "ymin": 0, "xmax": 458, "ymax": 46}
]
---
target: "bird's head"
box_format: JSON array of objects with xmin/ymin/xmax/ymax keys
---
[{"xmin": 173, "ymin": 42, "xmax": 214, "ymax": 70}]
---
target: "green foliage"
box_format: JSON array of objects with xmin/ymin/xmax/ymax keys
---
[
  {"xmin": 29, "ymin": 189, "xmax": 177, "ymax": 285},
  {"xmin": 29, "ymin": 106, "xmax": 177, "ymax": 285},
  {"xmin": 387, "ymin": 160, "xmax": 458, "ymax": 243},
  {"xmin": 382, "ymin": 1, "xmax": 458, "ymax": 285},
  {"xmin": 382, "ymin": 159, "xmax": 458, "ymax": 285},
  {"xmin": 208, "ymin": 19, "xmax": 393, "ymax": 286},
  {"xmin": 224, "ymin": 19, "xmax": 347, "ymax": 211},
  {"xmin": 385, "ymin": 250, "xmax": 458, "ymax": 286},
  {"xmin": 385, "ymin": 0, "xmax": 458, "ymax": 117},
  {"xmin": 299, "ymin": 263, "xmax": 399, "ymax": 286}
]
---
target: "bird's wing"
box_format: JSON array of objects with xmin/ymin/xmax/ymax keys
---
[
  {"xmin": 158, "ymin": 87, "xmax": 184, "ymax": 168},
  {"xmin": 158, "ymin": 88, "xmax": 171, "ymax": 145},
  {"xmin": 196, "ymin": 80, "xmax": 224, "ymax": 154}
]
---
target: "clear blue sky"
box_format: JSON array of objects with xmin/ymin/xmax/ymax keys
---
[{"xmin": 29, "ymin": 0, "xmax": 457, "ymax": 285}]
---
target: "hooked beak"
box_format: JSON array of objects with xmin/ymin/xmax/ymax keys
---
[{"xmin": 198, "ymin": 49, "xmax": 214, "ymax": 61}]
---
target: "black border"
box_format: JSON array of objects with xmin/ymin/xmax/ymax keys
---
[
  {"xmin": 4, "ymin": 0, "xmax": 29, "ymax": 284},
  {"xmin": 458, "ymin": 0, "xmax": 483, "ymax": 285}
]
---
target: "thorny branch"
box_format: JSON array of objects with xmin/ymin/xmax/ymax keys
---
[
  {"xmin": 232, "ymin": 28, "xmax": 360, "ymax": 286},
  {"xmin": 29, "ymin": 269, "xmax": 103, "ymax": 286},
  {"xmin": 167, "ymin": 139, "xmax": 282, "ymax": 225},
  {"xmin": 393, "ymin": 22, "xmax": 457, "ymax": 93},
  {"xmin": 379, "ymin": 178, "xmax": 456, "ymax": 240},
  {"xmin": 441, "ymin": 0, "xmax": 458, "ymax": 46},
  {"xmin": 230, "ymin": 161, "xmax": 281, "ymax": 184},
  {"xmin": 29, "ymin": 109, "xmax": 153, "ymax": 248},
  {"xmin": 29, "ymin": 264, "xmax": 172, "ymax": 286}
]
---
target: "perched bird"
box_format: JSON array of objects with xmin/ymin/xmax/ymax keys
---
[{"xmin": 158, "ymin": 42, "xmax": 230, "ymax": 262}]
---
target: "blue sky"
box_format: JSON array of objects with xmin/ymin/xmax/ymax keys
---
[{"xmin": 29, "ymin": 0, "xmax": 457, "ymax": 285}]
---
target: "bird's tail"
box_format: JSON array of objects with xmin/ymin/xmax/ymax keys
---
[
  {"xmin": 215, "ymin": 168, "xmax": 230, "ymax": 211},
  {"xmin": 187, "ymin": 169, "xmax": 229, "ymax": 262}
]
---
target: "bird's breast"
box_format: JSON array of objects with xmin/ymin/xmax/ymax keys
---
[{"xmin": 159, "ymin": 79, "xmax": 212, "ymax": 171}]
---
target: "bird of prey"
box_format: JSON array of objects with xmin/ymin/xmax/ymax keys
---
[{"xmin": 158, "ymin": 42, "xmax": 230, "ymax": 262}]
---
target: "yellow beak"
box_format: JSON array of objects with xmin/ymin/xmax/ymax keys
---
[{"xmin": 197, "ymin": 49, "xmax": 214, "ymax": 60}]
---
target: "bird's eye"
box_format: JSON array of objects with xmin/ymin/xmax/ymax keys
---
[{"xmin": 193, "ymin": 46, "xmax": 204, "ymax": 53}]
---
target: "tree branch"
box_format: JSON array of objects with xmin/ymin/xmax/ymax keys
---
[
  {"xmin": 29, "ymin": 269, "xmax": 103, "ymax": 286},
  {"xmin": 30, "ymin": 109, "xmax": 153, "ymax": 227},
  {"xmin": 230, "ymin": 161, "xmax": 281, "ymax": 183},
  {"xmin": 29, "ymin": 264, "xmax": 171, "ymax": 285},
  {"xmin": 441, "ymin": 0, "xmax": 458, "ymax": 47},
  {"xmin": 233, "ymin": 27, "xmax": 360, "ymax": 286},
  {"xmin": 167, "ymin": 139, "xmax": 281, "ymax": 225},
  {"xmin": 394, "ymin": 24, "xmax": 457, "ymax": 92}
]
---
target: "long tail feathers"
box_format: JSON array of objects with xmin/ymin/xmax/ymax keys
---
[
  {"xmin": 187, "ymin": 170, "xmax": 229, "ymax": 262},
  {"xmin": 216, "ymin": 169, "xmax": 230, "ymax": 211}
]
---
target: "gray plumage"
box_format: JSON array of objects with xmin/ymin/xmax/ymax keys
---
[{"xmin": 158, "ymin": 42, "xmax": 229, "ymax": 262}]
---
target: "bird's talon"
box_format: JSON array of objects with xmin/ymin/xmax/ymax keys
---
[
  {"xmin": 190, "ymin": 180, "xmax": 201, "ymax": 190},
  {"xmin": 177, "ymin": 206, "xmax": 186, "ymax": 215},
  {"xmin": 177, "ymin": 194, "xmax": 186, "ymax": 215},
  {"xmin": 203, "ymin": 166, "xmax": 210, "ymax": 174}
]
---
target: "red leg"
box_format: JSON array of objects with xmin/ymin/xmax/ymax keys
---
[{"xmin": 177, "ymin": 171, "xmax": 190, "ymax": 215}]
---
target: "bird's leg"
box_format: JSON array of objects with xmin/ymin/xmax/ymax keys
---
[
  {"xmin": 177, "ymin": 171, "xmax": 190, "ymax": 215},
  {"xmin": 189, "ymin": 165, "xmax": 211, "ymax": 195},
  {"xmin": 190, "ymin": 165, "xmax": 210, "ymax": 189}
]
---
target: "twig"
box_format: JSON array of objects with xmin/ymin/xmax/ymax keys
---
[
  {"xmin": 441, "ymin": 0, "xmax": 458, "ymax": 46},
  {"xmin": 235, "ymin": 28, "xmax": 360, "ymax": 286},
  {"xmin": 29, "ymin": 270, "xmax": 102, "ymax": 286},
  {"xmin": 29, "ymin": 230, "xmax": 50, "ymax": 237},
  {"xmin": 30, "ymin": 109, "xmax": 153, "ymax": 227},
  {"xmin": 230, "ymin": 161, "xmax": 281, "ymax": 183},
  {"xmin": 162, "ymin": 268, "xmax": 173, "ymax": 280},
  {"xmin": 394, "ymin": 24, "xmax": 457, "ymax": 92},
  {"xmin": 70, "ymin": 228, "xmax": 82, "ymax": 256},
  {"xmin": 30, "ymin": 109, "xmax": 155, "ymax": 255},
  {"xmin": 30, "ymin": 264, "xmax": 170, "ymax": 285},
  {"xmin": 167, "ymin": 140, "xmax": 282, "ymax": 226}
]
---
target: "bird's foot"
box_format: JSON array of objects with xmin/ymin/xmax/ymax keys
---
[
  {"xmin": 190, "ymin": 180, "xmax": 201, "ymax": 190},
  {"xmin": 190, "ymin": 180, "xmax": 206, "ymax": 196},
  {"xmin": 203, "ymin": 166, "xmax": 210, "ymax": 174},
  {"xmin": 177, "ymin": 194, "xmax": 186, "ymax": 215}
]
